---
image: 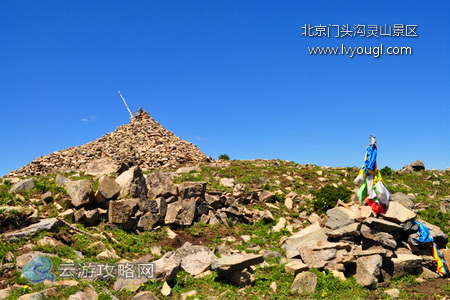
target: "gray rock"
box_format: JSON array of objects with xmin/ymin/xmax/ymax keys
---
[
  {"xmin": 360, "ymin": 224, "xmax": 397, "ymax": 249},
  {"xmin": 284, "ymin": 260, "xmax": 309, "ymax": 275},
  {"xmin": 391, "ymin": 192, "xmax": 414, "ymax": 209},
  {"xmin": 153, "ymin": 251, "xmax": 181, "ymax": 281},
  {"xmin": 440, "ymin": 198, "xmax": 450, "ymax": 213},
  {"xmin": 205, "ymin": 194, "xmax": 224, "ymax": 210},
  {"xmin": 68, "ymin": 287, "xmax": 98, "ymax": 300},
  {"xmin": 325, "ymin": 206, "xmax": 358, "ymax": 230},
  {"xmin": 220, "ymin": 178, "xmax": 235, "ymax": 188},
  {"xmin": 165, "ymin": 198, "xmax": 196, "ymax": 226},
  {"xmin": 175, "ymin": 242, "xmax": 215, "ymax": 275},
  {"xmin": 115, "ymin": 166, "xmax": 148, "ymax": 198},
  {"xmin": 365, "ymin": 217, "xmax": 403, "ymax": 233},
  {"xmin": 85, "ymin": 158, "xmax": 118, "ymax": 176},
  {"xmin": 211, "ymin": 253, "xmax": 264, "ymax": 272},
  {"xmin": 74, "ymin": 208, "xmax": 99, "ymax": 226},
  {"xmin": 108, "ymin": 199, "xmax": 139, "ymax": 224},
  {"xmin": 218, "ymin": 267, "xmax": 255, "ymax": 287},
  {"xmin": 298, "ymin": 240, "xmax": 353, "ymax": 268},
  {"xmin": 176, "ymin": 167, "xmax": 201, "ymax": 173},
  {"xmin": 259, "ymin": 250, "xmax": 282, "ymax": 259},
  {"xmin": 258, "ymin": 190, "xmax": 275, "ymax": 202},
  {"xmin": 284, "ymin": 224, "xmax": 328, "ymax": 259},
  {"xmin": 382, "ymin": 201, "xmax": 416, "ymax": 223},
  {"xmin": 384, "ymin": 288, "xmax": 400, "ymax": 298},
  {"xmin": 291, "ymin": 271, "xmax": 317, "ymax": 295},
  {"xmin": 9, "ymin": 178, "xmax": 35, "ymax": 193},
  {"xmin": 390, "ymin": 254, "xmax": 423, "ymax": 278},
  {"xmin": 56, "ymin": 174, "xmax": 70, "ymax": 186},
  {"xmin": 410, "ymin": 160, "xmax": 425, "ymax": 171},
  {"xmin": 66, "ymin": 180, "xmax": 93, "ymax": 207},
  {"xmin": 146, "ymin": 172, "xmax": 178, "ymax": 199},
  {"xmin": 41, "ymin": 191, "xmax": 54, "ymax": 203},
  {"xmin": 137, "ymin": 212, "xmax": 161, "ymax": 231},
  {"xmin": 2, "ymin": 218, "xmax": 60, "ymax": 241},
  {"xmin": 232, "ymin": 183, "xmax": 246, "ymax": 197},
  {"xmin": 326, "ymin": 222, "xmax": 361, "ymax": 239},
  {"xmin": 179, "ymin": 182, "xmax": 206, "ymax": 199},
  {"xmin": 355, "ymin": 254, "xmax": 382, "ymax": 288},
  {"xmin": 95, "ymin": 176, "xmax": 121, "ymax": 203}
]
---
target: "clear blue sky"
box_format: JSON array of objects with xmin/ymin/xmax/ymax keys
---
[{"xmin": 1, "ymin": 1, "xmax": 449, "ymax": 176}]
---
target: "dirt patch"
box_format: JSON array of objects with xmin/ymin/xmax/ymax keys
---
[{"xmin": 369, "ymin": 278, "xmax": 450, "ymax": 299}]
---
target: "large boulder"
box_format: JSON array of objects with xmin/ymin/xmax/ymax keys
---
[
  {"xmin": 2, "ymin": 218, "xmax": 61, "ymax": 241},
  {"xmin": 146, "ymin": 172, "xmax": 178, "ymax": 199},
  {"xmin": 360, "ymin": 224, "xmax": 397, "ymax": 249},
  {"xmin": 115, "ymin": 166, "xmax": 148, "ymax": 198},
  {"xmin": 108, "ymin": 199, "xmax": 139, "ymax": 224},
  {"xmin": 9, "ymin": 178, "xmax": 35, "ymax": 193},
  {"xmin": 178, "ymin": 182, "xmax": 206, "ymax": 199},
  {"xmin": 66, "ymin": 180, "xmax": 94, "ymax": 207},
  {"xmin": 298, "ymin": 240, "xmax": 354, "ymax": 269},
  {"xmin": 291, "ymin": 271, "xmax": 317, "ymax": 295},
  {"xmin": 355, "ymin": 254, "xmax": 382, "ymax": 288},
  {"xmin": 164, "ymin": 199, "xmax": 196, "ymax": 226},
  {"xmin": 325, "ymin": 206, "xmax": 358, "ymax": 230},
  {"xmin": 211, "ymin": 253, "xmax": 264, "ymax": 272},
  {"xmin": 390, "ymin": 193, "xmax": 414, "ymax": 209},
  {"xmin": 382, "ymin": 202, "xmax": 416, "ymax": 224},
  {"xmin": 95, "ymin": 176, "xmax": 121, "ymax": 203},
  {"xmin": 174, "ymin": 242, "xmax": 215, "ymax": 275},
  {"xmin": 284, "ymin": 223, "xmax": 328, "ymax": 259}
]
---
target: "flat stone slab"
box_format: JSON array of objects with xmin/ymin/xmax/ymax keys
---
[
  {"xmin": 382, "ymin": 202, "xmax": 416, "ymax": 223},
  {"xmin": 2, "ymin": 218, "xmax": 60, "ymax": 241},
  {"xmin": 365, "ymin": 217, "xmax": 403, "ymax": 233},
  {"xmin": 211, "ymin": 253, "xmax": 264, "ymax": 272},
  {"xmin": 325, "ymin": 207, "xmax": 358, "ymax": 230},
  {"xmin": 285, "ymin": 225, "xmax": 328, "ymax": 259}
]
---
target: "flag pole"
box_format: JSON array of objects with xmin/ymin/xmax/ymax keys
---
[{"xmin": 118, "ymin": 91, "xmax": 133, "ymax": 119}]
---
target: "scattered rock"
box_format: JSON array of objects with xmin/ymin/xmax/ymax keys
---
[
  {"xmin": 355, "ymin": 254, "xmax": 382, "ymax": 288},
  {"xmin": 220, "ymin": 178, "xmax": 235, "ymax": 188},
  {"xmin": 161, "ymin": 281, "xmax": 171, "ymax": 296},
  {"xmin": 291, "ymin": 271, "xmax": 317, "ymax": 295},
  {"xmin": 95, "ymin": 176, "xmax": 121, "ymax": 203},
  {"xmin": 259, "ymin": 191, "xmax": 275, "ymax": 202},
  {"xmin": 179, "ymin": 182, "xmax": 206, "ymax": 199},
  {"xmin": 146, "ymin": 172, "xmax": 178, "ymax": 199},
  {"xmin": 9, "ymin": 178, "xmax": 35, "ymax": 193},
  {"xmin": 218, "ymin": 267, "xmax": 255, "ymax": 286},
  {"xmin": 284, "ymin": 260, "xmax": 309, "ymax": 275},
  {"xmin": 115, "ymin": 166, "xmax": 148, "ymax": 198},
  {"xmin": 390, "ymin": 192, "xmax": 414, "ymax": 209},
  {"xmin": 2, "ymin": 218, "xmax": 61, "ymax": 241},
  {"xmin": 176, "ymin": 167, "xmax": 201, "ymax": 173},
  {"xmin": 66, "ymin": 180, "xmax": 93, "ymax": 207},
  {"xmin": 131, "ymin": 291, "xmax": 159, "ymax": 300},
  {"xmin": 175, "ymin": 242, "xmax": 215, "ymax": 275},
  {"xmin": 382, "ymin": 202, "xmax": 416, "ymax": 224},
  {"xmin": 211, "ymin": 253, "xmax": 264, "ymax": 272},
  {"xmin": 272, "ymin": 217, "xmax": 286, "ymax": 232}
]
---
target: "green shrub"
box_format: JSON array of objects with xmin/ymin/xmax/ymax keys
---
[
  {"xmin": 218, "ymin": 154, "xmax": 230, "ymax": 161},
  {"xmin": 380, "ymin": 166, "xmax": 394, "ymax": 177},
  {"xmin": 313, "ymin": 185, "xmax": 352, "ymax": 214}
]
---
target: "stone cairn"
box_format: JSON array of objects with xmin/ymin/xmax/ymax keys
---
[
  {"xmin": 8, "ymin": 108, "xmax": 210, "ymax": 177},
  {"xmin": 283, "ymin": 199, "xmax": 450, "ymax": 288}
]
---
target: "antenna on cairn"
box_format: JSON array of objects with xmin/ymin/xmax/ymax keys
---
[{"xmin": 118, "ymin": 91, "xmax": 133, "ymax": 119}]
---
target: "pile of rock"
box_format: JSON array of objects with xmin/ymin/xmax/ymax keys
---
[
  {"xmin": 283, "ymin": 200, "xmax": 448, "ymax": 288},
  {"xmin": 10, "ymin": 166, "xmax": 274, "ymax": 232},
  {"xmin": 399, "ymin": 160, "xmax": 426, "ymax": 174},
  {"xmin": 9, "ymin": 109, "xmax": 210, "ymax": 177}
]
